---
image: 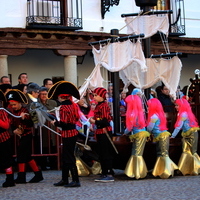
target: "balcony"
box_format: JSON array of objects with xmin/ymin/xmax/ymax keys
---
[
  {"xmin": 154, "ymin": 0, "xmax": 185, "ymax": 36},
  {"xmin": 26, "ymin": 0, "xmax": 82, "ymax": 30}
]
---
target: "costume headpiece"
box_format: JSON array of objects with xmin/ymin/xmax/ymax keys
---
[
  {"xmin": 131, "ymin": 88, "xmax": 143, "ymax": 95},
  {"xmin": 6, "ymin": 89, "xmax": 28, "ymax": 104},
  {"xmin": 48, "ymin": 81, "xmax": 80, "ymax": 100},
  {"xmin": 93, "ymin": 87, "xmax": 107, "ymax": 99}
]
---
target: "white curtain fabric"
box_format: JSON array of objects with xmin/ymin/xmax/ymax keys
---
[
  {"xmin": 77, "ymin": 40, "xmax": 147, "ymax": 100},
  {"xmin": 125, "ymin": 14, "xmax": 169, "ymax": 38},
  {"xmin": 74, "ymin": 63, "xmax": 104, "ymax": 102},
  {"xmin": 119, "ymin": 56, "xmax": 182, "ymax": 98},
  {"xmin": 78, "ymin": 39, "xmax": 182, "ymax": 100},
  {"xmin": 92, "ymin": 39, "xmax": 147, "ymax": 72}
]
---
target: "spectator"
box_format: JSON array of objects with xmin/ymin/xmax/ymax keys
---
[
  {"xmin": 43, "ymin": 78, "xmax": 53, "ymax": 90},
  {"xmin": 157, "ymin": 84, "xmax": 174, "ymax": 113},
  {"xmin": 157, "ymin": 84, "xmax": 175, "ymax": 132},
  {"xmin": 0, "ymin": 76, "xmax": 11, "ymax": 85},
  {"xmin": 17, "ymin": 84, "xmax": 27, "ymax": 94},
  {"xmin": 12, "ymin": 73, "xmax": 28, "ymax": 89},
  {"xmin": 38, "ymin": 87, "xmax": 57, "ymax": 170},
  {"xmin": 119, "ymin": 90, "xmax": 127, "ymax": 132}
]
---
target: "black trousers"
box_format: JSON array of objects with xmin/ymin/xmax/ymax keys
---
[
  {"xmin": 96, "ymin": 132, "xmax": 114, "ymax": 175},
  {"xmin": 17, "ymin": 134, "xmax": 32, "ymax": 163},
  {"xmin": 62, "ymin": 135, "xmax": 77, "ymax": 168},
  {"xmin": 0, "ymin": 139, "xmax": 13, "ymax": 169}
]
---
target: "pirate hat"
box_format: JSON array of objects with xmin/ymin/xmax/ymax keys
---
[
  {"xmin": 0, "ymin": 84, "xmax": 12, "ymax": 93},
  {"xmin": 0, "ymin": 89, "xmax": 6, "ymax": 103},
  {"xmin": 6, "ymin": 89, "xmax": 28, "ymax": 104},
  {"xmin": 48, "ymin": 81, "xmax": 80, "ymax": 100}
]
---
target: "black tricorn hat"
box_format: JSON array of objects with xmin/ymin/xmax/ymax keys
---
[
  {"xmin": 0, "ymin": 84, "xmax": 12, "ymax": 93},
  {"xmin": 0, "ymin": 89, "xmax": 6, "ymax": 103},
  {"xmin": 6, "ymin": 89, "xmax": 28, "ymax": 104},
  {"xmin": 48, "ymin": 81, "xmax": 80, "ymax": 100}
]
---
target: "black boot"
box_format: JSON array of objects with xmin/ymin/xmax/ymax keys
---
[
  {"xmin": 15, "ymin": 172, "xmax": 27, "ymax": 184},
  {"xmin": 29, "ymin": 171, "xmax": 44, "ymax": 183},
  {"xmin": 64, "ymin": 166, "xmax": 80, "ymax": 187},
  {"xmin": 54, "ymin": 166, "xmax": 69, "ymax": 186},
  {"xmin": 2, "ymin": 174, "xmax": 15, "ymax": 187}
]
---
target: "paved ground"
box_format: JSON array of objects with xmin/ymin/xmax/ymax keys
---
[{"xmin": 1, "ymin": 170, "xmax": 200, "ymax": 200}]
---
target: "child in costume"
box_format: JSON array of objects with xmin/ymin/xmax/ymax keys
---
[
  {"xmin": 171, "ymin": 98, "xmax": 200, "ymax": 175},
  {"xmin": 89, "ymin": 87, "xmax": 115, "ymax": 182},
  {"xmin": 124, "ymin": 94, "xmax": 150, "ymax": 179},
  {"xmin": 0, "ymin": 89, "xmax": 15, "ymax": 187},
  {"xmin": 49, "ymin": 81, "xmax": 81, "ymax": 187},
  {"xmin": 6, "ymin": 89, "xmax": 44, "ymax": 184},
  {"xmin": 147, "ymin": 98, "xmax": 178, "ymax": 179}
]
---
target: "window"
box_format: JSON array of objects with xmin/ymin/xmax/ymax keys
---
[{"xmin": 26, "ymin": 0, "xmax": 82, "ymax": 30}]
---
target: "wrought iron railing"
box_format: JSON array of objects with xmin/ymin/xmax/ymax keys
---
[
  {"xmin": 26, "ymin": 0, "xmax": 82, "ymax": 30},
  {"xmin": 154, "ymin": 0, "xmax": 185, "ymax": 36}
]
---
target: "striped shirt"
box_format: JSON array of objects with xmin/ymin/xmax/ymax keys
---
[
  {"xmin": 94, "ymin": 101, "xmax": 112, "ymax": 134},
  {"xmin": 10, "ymin": 107, "xmax": 33, "ymax": 137},
  {"xmin": 56, "ymin": 100, "xmax": 79, "ymax": 138},
  {"xmin": 0, "ymin": 110, "xmax": 11, "ymax": 143}
]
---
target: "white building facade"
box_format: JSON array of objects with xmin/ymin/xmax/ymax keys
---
[{"xmin": 0, "ymin": 0, "xmax": 199, "ymax": 88}]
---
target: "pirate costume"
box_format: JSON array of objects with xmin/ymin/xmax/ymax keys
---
[
  {"xmin": 48, "ymin": 81, "xmax": 81, "ymax": 187},
  {"xmin": 6, "ymin": 89, "xmax": 44, "ymax": 184},
  {"xmin": 0, "ymin": 89, "xmax": 15, "ymax": 187},
  {"xmin": 91, "ymin": 87, "xmax": 115, "ymax": 182}
]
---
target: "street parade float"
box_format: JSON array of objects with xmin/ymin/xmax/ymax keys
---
[{"xmin": 76, "ymin": 0, "xmax": 195, "ymax": 171}]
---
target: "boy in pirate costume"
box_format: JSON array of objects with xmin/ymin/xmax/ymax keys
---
[
  {"xmin": 48, "ymin": 81, "xmax": 81, "ymax": 187},
  {"xmin": 0, "ymin": 89, "xmax": 15, "ymax": 187},
  {"xmin": 6, "ymin": 89, "xmax": 44, "ymax": 184},
  {"xmin": 89, "ymin": 87, "xmax": 115, "ymax": 182}
]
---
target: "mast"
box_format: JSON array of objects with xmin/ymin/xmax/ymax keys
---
[{"xmin": 135, "ymin": 0, "xmax": 158, "ymax": 100}]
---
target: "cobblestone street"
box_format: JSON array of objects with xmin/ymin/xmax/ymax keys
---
[{"xmin": 1, "ymin": 170, "xmax": 200, "ymax": 200}]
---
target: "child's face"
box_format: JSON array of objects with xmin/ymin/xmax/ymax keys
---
[{"xmin": 93, "ymin": 93, "xmax": 104, "ymax": 102}]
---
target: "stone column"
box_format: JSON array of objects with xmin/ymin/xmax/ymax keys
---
[
  {"xmin": 64, "ymin": 55, "xmax": 77, "ymax": 86},
  {"xmin": 0, "ymin": 55, "xmax": 8, "ymax": 77}
]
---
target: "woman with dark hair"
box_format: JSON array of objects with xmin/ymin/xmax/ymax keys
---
[
  {"xmin": 17, "ymin": 84, "xmax": 27, "ymax": 94},
  {"xmin": 147, "ymin": 98, "xmax": 178, "ymax": 179},
  {"xmin": 171, "ymin": 98, "xmax": 200, "ymax": 175}
]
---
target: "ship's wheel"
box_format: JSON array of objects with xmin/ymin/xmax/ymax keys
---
[{"xmin": 187, "ymin": 70, "xmax": 200, "ymax": 104}]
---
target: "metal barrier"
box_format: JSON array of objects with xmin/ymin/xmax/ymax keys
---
[{"xmin": 12, "ymin": 121, "xmax": 61, "ymax": 170}]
